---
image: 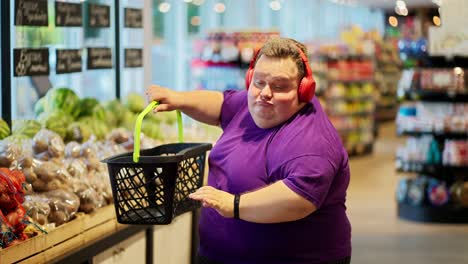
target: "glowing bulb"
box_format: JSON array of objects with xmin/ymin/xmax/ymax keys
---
[
  {"xmin": 184, "ymin": 0, "xmax": 192, "ymax": 3},
  {"xmin": 270, "ymin": 0, "xmax": 281, "ymax": 11},
  {"xmin": 433, "ymin": 15, "xmax": 441, "ymax": 26},
  {"xmin": 454, "ymin": 67, "xmax": 463, "ymax": 75},
  {"xmin": 190, "ymin": 16, "xmax": 201, "ymax": 26},
  {"xmin": 400, "ymin": 7, "xmax": 408, "ymax": 16},
  {"xmin": 396, "ymin": 0, "xmax": 406, "ymax": 8},
  {"xmin": 159, "ymin": 2, "xmax": 170, "ymax": 13},
  {"xmin": 214, "ymin": 3, "xmax": 226, "ymax": 13},
  {"xmin": 193, "ymin": 0, "xmax": 205, "ymax": 6},
  {"xmin": 389, "ymin": 16, "xmax": 398, "ymax": 27}
]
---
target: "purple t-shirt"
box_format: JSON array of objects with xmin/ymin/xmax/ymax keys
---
[{"xmin": 199, "ymin": 90, "xmax": 351, "ymax": 263}]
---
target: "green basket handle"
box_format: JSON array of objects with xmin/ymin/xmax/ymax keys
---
[{"xmin": 133, "ymin": 101, "xmax": 184, "ymax": 163}]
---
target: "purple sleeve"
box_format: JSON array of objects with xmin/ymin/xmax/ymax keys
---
[
  {"xmin": 281, "ymin": 155, "xmax": 337, "ymax": 208},
  {"xmin": 220, "ymin": 90, "xmax": 246, "ymax": 130}
]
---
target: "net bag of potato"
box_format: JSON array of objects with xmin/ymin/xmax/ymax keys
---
[{"xmin": 102, "ymin": 101, "xmax": 211, "ymax": 225}]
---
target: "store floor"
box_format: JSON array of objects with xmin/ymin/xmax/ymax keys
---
[{"xmin": 347, "ymin": 123, "xmax": 468, "ymax": 264}]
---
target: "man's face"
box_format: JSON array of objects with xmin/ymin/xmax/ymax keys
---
[{"xmin": 247, "ymin": 55, "xmax": 304, "ymax": 129}]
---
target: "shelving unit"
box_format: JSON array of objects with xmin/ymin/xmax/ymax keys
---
[
  {"xmin": 320, "ymin": 55, "xmax": 377, "ymax": 156},
  {"xmin": 395, "ymin": 65, "xmax": 468, "ymax": 223},
  {"xmin": 375, "ymin": 39, "xmax": 402, "ymax": 122}
]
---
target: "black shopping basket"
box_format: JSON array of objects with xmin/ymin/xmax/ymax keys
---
[{"xmin": 103, "ymin": 101, "xmax": 212, "ymax": 225}]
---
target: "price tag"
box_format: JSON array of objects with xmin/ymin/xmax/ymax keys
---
[
  {"xmin": 124, "ymin": 8, "xmax": 143, "ymax": 28},
  {"xmin": 55, "ymin": 2, "xmax": 82, "ymax": 27},
  {"xmin": 88, "ymin": 3, "xmax": 110, "ymax": 27},
  {"xmin": 56, "ymin": 49, "xmax": 82, "ymax": 74},
  {"xmin": 14, "ymin": 48, "xmax": 49, "ymax": 76},
  {"xmin": 14, "ymin": 0, "xmax": 48, "ymax": 26},
  {"xmin": 124, "ymin": 49, "xmax": 143, "ymax": 68},
  {"xmin": 87, "ymin": 48, "xmax": 112, "ymax": 69}
]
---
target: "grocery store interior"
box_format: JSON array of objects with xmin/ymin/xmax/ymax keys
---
[{"xmin": 1, "ymin": 0, "xmax": 467, "ymax": 263}]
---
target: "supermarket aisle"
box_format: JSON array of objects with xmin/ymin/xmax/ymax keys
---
[{"xmin": 347, "ymin": 123, "xmax": 468, "ymax": 264}]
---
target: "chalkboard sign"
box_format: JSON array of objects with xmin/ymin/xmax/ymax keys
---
[
  {"xmin": 124, "ymin": 8, "xmax": 143, "ymax": 28},
  {"xmin": 14, "ymin": 0, "xmax": 48, "ymax": 26},
  {"xmin": 125, "ymin": 49, "xmax": 143, "ymax": 68},
  {"xmin": 55, "ymin": 2, "xmax": 83, "ymax": 27},
  {"xmin": 87, "ymin": 48, "xmax": 112, "ymax": 69},
  {"xmin": 56, "ymin": 49, "xmax": 82, "ymax": 74},
  {"xmin": 88, "ymin": 4, "xmax": 110, "ymax": 28},
  {"xmin": 14, "ymin": 48, "xmax": 50, "ymax": 76}
]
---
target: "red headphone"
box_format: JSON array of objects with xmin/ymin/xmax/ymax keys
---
[{"xmin": 245, "ymin": 46, "xmax": 316, "ymax": 102}]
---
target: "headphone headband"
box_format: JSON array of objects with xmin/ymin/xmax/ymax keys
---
[{"xmin": 245, "ymin": 43, "xmax": 316, "ymax": 102}]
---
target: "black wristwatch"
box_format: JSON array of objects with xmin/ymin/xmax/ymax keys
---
[{"xmin": 234, "ymin": 194, "xmax": 241, "ymax": 219}]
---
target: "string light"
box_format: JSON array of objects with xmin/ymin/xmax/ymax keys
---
[
  {"xmin": 395, "ymin": 0, "xmax": 408, "ymax": 16},
  {"xmin": 214, "ymin": 3, "xmax": 226, "ymax": 13},
  {"xmin": 190, "ymin": 16, "xmax": 201, "ymax": 26},
  {"xmin": 158, "ymin": 2, "xmax": 171, "ymax": 13},
  {"xmin": 193, "ymin": 0, "xmax": 205, "ymax": 6},
  {"xmin": 270, "ymin": 0, "xmax": 281, "ymax": 11},
  {"xmin": 389, "ymin": 16, "xmax": 398, "ymax": 27}
]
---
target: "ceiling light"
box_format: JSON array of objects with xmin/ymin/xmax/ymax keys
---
[
  {"xmin": 389, "ymin": 16, "xmax": 398, "ymax": 27},
  {"xmin": 214, "ymin": 3, "xmax": 226, "ymax": 13},
  {"xmin": 158, "ymin": 2, "xmax": 170, "ymax": 13},
  {"xmin": 270, "ymin": 0, "xmax": 281, "ymax": 11},
  {"xmin": 184, "ymin": 0, "xmax": 192, "ymax": 3}
]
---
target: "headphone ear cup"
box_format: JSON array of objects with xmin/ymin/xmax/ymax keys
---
[
  {"xmin": 298, "ymin": 76, "xmax": 316, "ymax": 102},
  {"xmin": 245, "ymin": 68, "xmax": 254, "ymax": 90}
]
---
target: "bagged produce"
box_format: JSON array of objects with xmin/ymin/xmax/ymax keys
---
[
  {"xmin": 64, "ymin": 158, "xmax": 87, "ymax": 178},
  {"xmin": 64, "ymin": 142, "xmax": 82, "ymax": 159},
  {"xmin": 33, "ymin": 129, "xmax": 65, "ymax": 158},
  {"xmin": 0, "ymin": 209, "xmax": 15, "ymax": 248},
  {"xmin": 23, "ymin": 194, "xmax": 51, "ymax": 226},
  {"xmin": 0, "ymin": 169, "xmax": 25, "ymax": 211},
  {"xmin": 0, "ymin": 168, "xmax": 28, "ymax": 248},
  {"xmin": 0, "ymin": 137, "xmax": 22, "ymax": 168},
  {"xmin": 32, "ymin": 159, "xmax": 72, "ymax": 192},
  {"xmin": 71, "ymin": 179, "xmax": 106, "ymax": 213},
  {"xmin": 46, "ymin": 189, "xmax": 80, "ymax": 226}
]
